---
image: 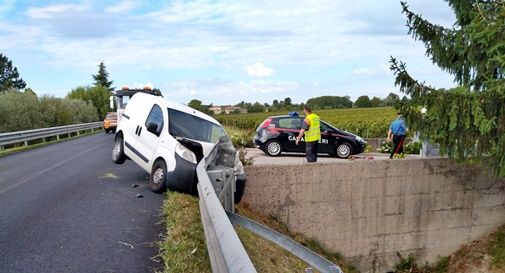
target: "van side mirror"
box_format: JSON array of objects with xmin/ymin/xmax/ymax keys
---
[{"xmin": 147, "ymin": 122, "xmax": 159, "ymax": 135}]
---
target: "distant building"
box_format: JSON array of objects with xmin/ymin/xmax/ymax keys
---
[
  {"xmin": 208, "ymin": 105, "xmax": 247, "ymax": 115},
  {"xmin": 208, "ymin": 106, "xmax": 222, "ymax": 115}
]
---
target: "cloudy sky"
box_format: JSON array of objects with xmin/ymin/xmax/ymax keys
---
[{"xmin": 0, "ymin": 0, "xmax": 457, "ymax": 105}]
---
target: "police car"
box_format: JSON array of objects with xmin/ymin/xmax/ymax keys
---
[
  {"xmin": 254, "ymin": 114, "xmax": 367, "ymax": 158},
  {"xmin": 111, "ymin": 91, "xmax": 246, "ymax": 202}
]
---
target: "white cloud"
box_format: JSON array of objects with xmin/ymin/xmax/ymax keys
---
[
  {"xmin": 0, "ymin": 0, "xmax": 457, "ymax": 102},
  {"xmin": 352, "ymin": 63, "xmax": 391, "ymax": 77},
  {"xmin": 105, "ymin": 0, "xmax": 137, "ymax": 14},
  {"xmin": 246, "ymin": 62, "xmax": 273, "ymax": 77},
  {"xmin": 165, "ymin": 79, "xmax": 299, "ymax": 104},
  {"xmin": 26, "ymin": 4, "xmax": 87, "ymax": 19}
]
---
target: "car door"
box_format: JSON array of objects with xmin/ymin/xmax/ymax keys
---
[
  {"xmin": 319, "ymin": 122, "xmax": 336, "ymax": 153},
  {"xmin": 135, "ymin": 104, "xmax": 164, "ymax": 171},
  {"xmin": 277, "ymin": 117, "xmax": 304, "ymax": 152}
]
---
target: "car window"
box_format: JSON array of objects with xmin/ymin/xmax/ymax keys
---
[
  {"xmin": 168, "ymin": 108, "xmax": 226, "ymax": 143},
  {"xmin": 278, "ymin": 118, "xmax": 302, "ymax": 129},
  {"xmin": 320, "ymin": 122, "xmax": 331, "ymax": 132},
  {"xmin": 106, "ymin": 113, "xmax": 117, "ymax": 120},
  {"xmin": 145, "ymin": 104, "xmax": 164, "ymax": 135}
]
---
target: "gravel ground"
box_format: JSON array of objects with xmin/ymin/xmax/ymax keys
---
[{"xmin": 244, "ymin": 148, "xmax": 421, "ymax": 166}]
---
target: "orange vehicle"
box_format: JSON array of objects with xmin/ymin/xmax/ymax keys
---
[{"xmin": 103, "ymin": 112, "xmax": 118, "ymax": 133}]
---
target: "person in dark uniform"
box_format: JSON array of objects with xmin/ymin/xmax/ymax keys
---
[
  {"xmin": 295, "ymin": 106, "xmax": 321, "ymax": 163},
  {"xmin": 387, "ymin": 112, "xmax": 408, "ymax": 158}
]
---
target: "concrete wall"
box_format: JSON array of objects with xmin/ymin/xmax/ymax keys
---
[{"xmin": 243, "ymin": 159, "xmax": 505, "ymax": 273}]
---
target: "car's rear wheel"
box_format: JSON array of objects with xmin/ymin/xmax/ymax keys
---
[
  {"xmin": 112, "ymin": 134, "xmax": 127, "ymax": 164},
  {"xmin": 105, "ymin": 129, "xmax": 110, "ymax": 134},
  {"xmin": 336, "ymin": 142, "xmax": 353, "ymax": 158},
  {"xmin": 265, "ymin": 140, "xmax": 282, "ymax": 156},
  {"xmin": 150, "ymin": 159, "xmax": 168, "ymax": 193}
]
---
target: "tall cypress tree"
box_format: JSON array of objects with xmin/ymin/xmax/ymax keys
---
[
  {"xmin": 390, "ymin": 1, "xmax": 505, "ymax": 177},
  {"xmin": 0, "ymin": 53, "xmax": 26, "ymax": 93},
  {"xmin": 92, "ymin": 61, "xmax": 114, "ymax": 91}
]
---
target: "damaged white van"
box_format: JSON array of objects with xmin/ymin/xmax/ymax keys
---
[{"xmin": 111, "ymin": 92, "xmax": 246, "ymax": 201}]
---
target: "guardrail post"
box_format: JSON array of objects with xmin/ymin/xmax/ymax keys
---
[
  {"xmin": 56, "ymin": 135, "xmax": 60, "ymax": 141},
  {"xmin": 24, "ymin": 141, "xmax": 28, "ymax": 146}
]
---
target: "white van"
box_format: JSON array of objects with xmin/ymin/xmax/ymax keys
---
[{"xmin": 111, "ymin": 92, "xmax": 246, "ymax": 200}]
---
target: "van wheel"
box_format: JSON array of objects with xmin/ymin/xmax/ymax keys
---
[
  {"xmin": 150, "ymin": 160, "xmax": 167, "ymax": 193},
  {"xmin": 336, "ymin": 142, "xmax": 353, "ymax": 158},
  {"xmin": 234, "ymin": 175, "xmax": 246, "ymax": 204},
  {"xmin": 265, "ymin": 140, "xmax": 282, "ymax": 156},
  {"xmin": 112, "ymin": 135, "xmax": 126, "ymax": 164}
]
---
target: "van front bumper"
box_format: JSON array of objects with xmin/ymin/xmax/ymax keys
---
[{"xmin": 165, "ymin": 153, "xmax": 198, "ymax": 194}]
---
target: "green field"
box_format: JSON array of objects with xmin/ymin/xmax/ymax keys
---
[{"xmin": 215, "ymin": 107, "xmax": 396, "ymax": 138}]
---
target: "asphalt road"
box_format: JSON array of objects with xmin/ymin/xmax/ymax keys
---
[{"xmin": 0, "ymin": 133, "xmax": 164, "ymax": 273}]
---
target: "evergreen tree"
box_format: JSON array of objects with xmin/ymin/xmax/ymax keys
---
[
  {"xmin": 0, "ymin": 53, "xmax": 26, "ymax": 93},
  {"xmin": 390, "ymin": 1, "xmax": 505, "ymax": 177},
  {"xmin": 92, "ymin": 61, "xmax": 114, "ymax": 91}
]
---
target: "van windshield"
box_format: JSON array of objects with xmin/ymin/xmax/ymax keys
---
[{"xmin": 168, "ymin": 108, "xmax": 226, "ymax": 143}]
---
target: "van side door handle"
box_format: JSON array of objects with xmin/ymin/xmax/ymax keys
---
[
  {"xmin": 135, "ymin": 125, "xmax": 140, "ymax": 135},
  {"xmin": 138, "ymin": 126, "xmax": 142, "ymax": 136}
]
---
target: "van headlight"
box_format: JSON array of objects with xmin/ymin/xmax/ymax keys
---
[
  {"xmin": 356, "ymin": 136, "xmax": 366, "ymax": 144},
  {"xmin": 175, "ymin": 143, "xmax": 197, "ymax": 164}
]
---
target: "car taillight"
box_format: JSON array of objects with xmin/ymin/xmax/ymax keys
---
[{"xmin": 261, "ymin": 118, "xmax": 273, "ymax": 129}]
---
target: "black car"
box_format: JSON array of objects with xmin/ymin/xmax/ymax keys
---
[{"xmin": 254, "ymin": 115, "xmax": 367, "ymax": 158}]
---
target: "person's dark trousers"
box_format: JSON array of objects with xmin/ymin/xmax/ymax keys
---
[
  {"xmin": 390, "ymin": 135, "xmax": 406, "ymax": 158},
  {"xmin": 306, "ymin": 141, "xmax": 318, "ymax": 163}
]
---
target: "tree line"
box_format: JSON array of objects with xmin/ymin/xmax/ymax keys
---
[
  {"xmin": 190, "ymin": 93, "xmax": 403, "ymax": 114},
  {"xmin": 0, "ymin": 53, "xmax": 114, "ymax": 133}
]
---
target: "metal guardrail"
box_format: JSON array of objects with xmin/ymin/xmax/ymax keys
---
[
  {"xmin": 196, "ymin": 157, "xmax": 257, "ymax": 273},
  {"xmin": 0, "ymin": 122, "xmax": 103, "ymax": 148},
  {"xmin": 197, "ymin": 136, "xmax": 343, "ymax": 273},
  {"xmin": 228, "ymin": 212, "xmax": 343, "ymax": 273}
]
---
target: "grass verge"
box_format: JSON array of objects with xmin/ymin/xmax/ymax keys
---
[
  {"xmin": 236, "ymin": 203, "xmax": 360, "ymax": 273},
  {"xmin": 393, "ymin": 224, "xmax": 505, "ymax": 273},
  {"xmin": 0, "ymin": 129, "xmax": 104, "ymax": 158},
  {"xmin": 159, "ymin": 191, "xmax": 360, "ymax": 273},
  {"xmin": 158, "ymin": 191, "xmax": 210, "ymax": 273}
]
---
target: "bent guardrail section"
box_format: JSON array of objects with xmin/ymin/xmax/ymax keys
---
[
  {"xmin": 0, "ymin": 122, "xmax": 103, "ymax": 147},
  {"xmin": 197, "ymin": 136, "xmax": 344, "ymax": 273},
  {"xmin": 228, "ymin": 212, "xmax": 343, "ymax": 273},
  {"xmin": 196, "ymin": 160, "xmax": 257, "ymax": 273}
]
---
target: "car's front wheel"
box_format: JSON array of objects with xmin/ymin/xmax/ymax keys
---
[
  {"xmin": 112, "ymin": 135, "xmax": 127, "ymax": 164},
  {"xmin": 150, "ymin": 159, "xmax": 168, "ymax": 193},
  {"xmin": 265, "ymin": 140, "xmax": 282, "ymax": 156},
  {"xmin": 336, "ymin": 142, "xmax": 353, "ymax": 158}
]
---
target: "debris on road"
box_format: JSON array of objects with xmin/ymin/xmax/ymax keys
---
[
  {"xmin": 118, "ymin": 241, "xmax": 135, "ymax": 250},
  {"xmin": 131, "ymin": 183, "xmax": 138, "ymax": 188},
  {"xmin": 136, "ymin": 194, "xmax": 144, "ymax": 198}
]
